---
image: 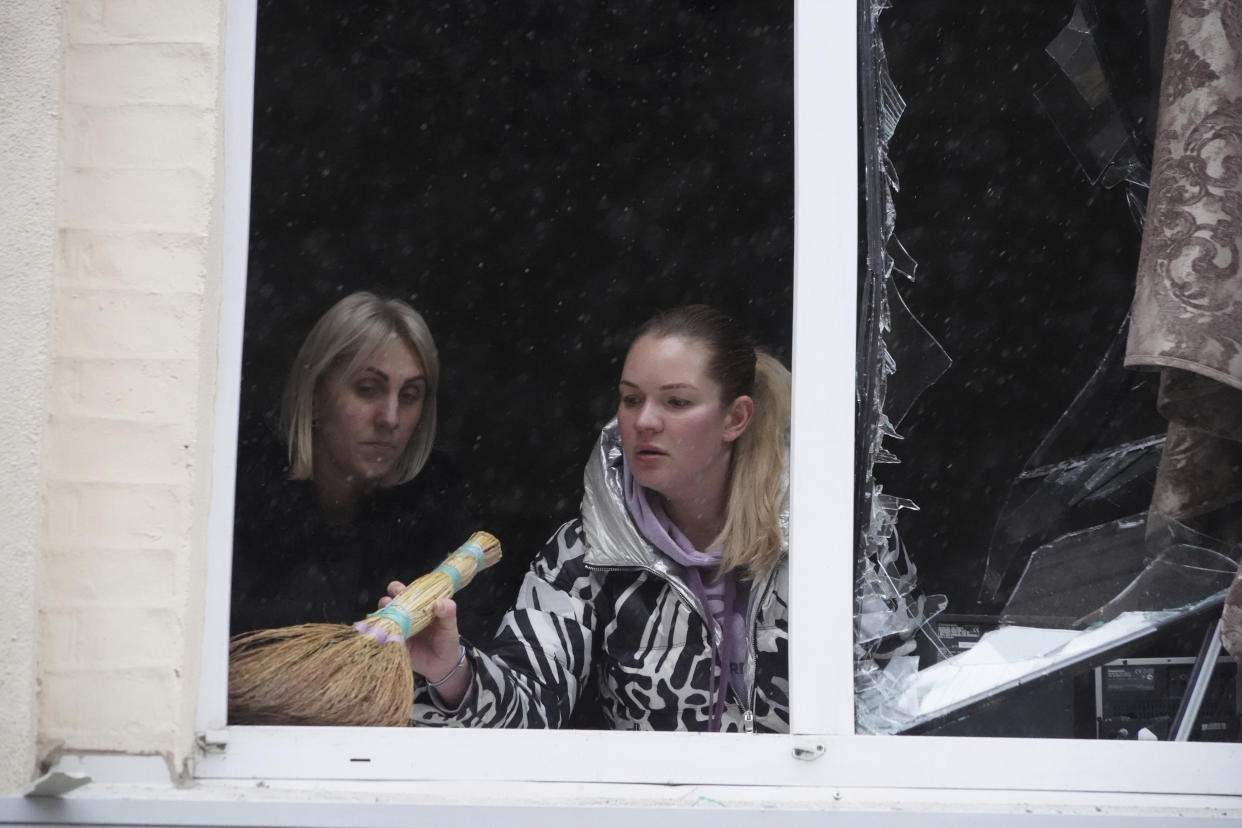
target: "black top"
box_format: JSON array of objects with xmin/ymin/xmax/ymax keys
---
[{"xmin": 229, "ymin": 417, "xmax": 501, "ymax": 643}]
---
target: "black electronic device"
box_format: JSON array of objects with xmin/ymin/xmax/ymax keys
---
[{"xmin": 1095, "ymin": 656, "xmax": 1241, "ymax": 741}]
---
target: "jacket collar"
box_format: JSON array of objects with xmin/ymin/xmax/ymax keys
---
[
  {"xmin": 579, "ymin": 419, "xmax": 790, "ymax": 572},
  {"xmin": 580, "ymin": 419, "xmax": 667, "ymax": 570}
]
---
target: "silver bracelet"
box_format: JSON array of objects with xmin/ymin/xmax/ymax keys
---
[{"xmin": 426, "ymin": 644, "xmax": 467, "ymax": 688}]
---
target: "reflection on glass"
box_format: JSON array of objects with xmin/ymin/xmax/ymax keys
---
[{"xmin": 856, "ymin": 0, "xmax": 1242, "ymax": 739}]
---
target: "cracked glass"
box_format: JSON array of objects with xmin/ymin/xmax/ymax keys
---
[{"xmin": 856, "ymin": 0, "xmax": 1242, "ymax": 739}]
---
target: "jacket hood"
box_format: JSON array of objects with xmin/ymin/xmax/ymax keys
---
[{"xmin": 580, "ymin": 419, "xmax": 665, "ymax": 570}]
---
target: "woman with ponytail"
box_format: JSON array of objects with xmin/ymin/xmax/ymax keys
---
[{"xmin": 386, "ymin": 305, "xmax": 792, "ymax": 732}]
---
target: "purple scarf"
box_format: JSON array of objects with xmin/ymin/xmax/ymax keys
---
[{"xmin": 622, "ymin": 459, "xmax": 749, "ymax": 731}]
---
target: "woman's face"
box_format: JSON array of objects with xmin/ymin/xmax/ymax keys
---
[
  {"xmin": 312, "ymin": 337, "xmax": 426, "ymax": 493},
  {"xmin": 617, "ymin": 334, "xmax": 749, "ymax": 506}
]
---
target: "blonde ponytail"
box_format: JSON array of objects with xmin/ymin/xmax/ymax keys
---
[{"xmin": 717, "ymin": 351, "xmax": 790, "ymax": 579}]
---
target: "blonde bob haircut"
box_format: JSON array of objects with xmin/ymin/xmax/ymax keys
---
[{"xmin": 280, "ymin": 292, "xmax": 440, "ymax": 486}]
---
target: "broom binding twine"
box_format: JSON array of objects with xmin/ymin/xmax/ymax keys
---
[
  {"xmin": 351, "ymin": 531, "xmax": 500, "ymax": 644},
  {"xmin": 431, "ymin": 538, "xmax": 486, "ymax": 590},
  {"xmin": 364, "ymin": 604, "xmax": 412, "ymax": 640}
]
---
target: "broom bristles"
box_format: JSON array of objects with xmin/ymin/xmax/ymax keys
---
[
  {"xmin": 229, "ymin": 624, "xmax": 413, "ymax": 726},
  {"xmin": 228, "ymin": 531, "xmax": 502, "ymax": 727}
]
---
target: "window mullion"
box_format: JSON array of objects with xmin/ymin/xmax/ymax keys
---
[{"xmin": 787, "ymin": 0, "xmax": 858, "ymax": 738}]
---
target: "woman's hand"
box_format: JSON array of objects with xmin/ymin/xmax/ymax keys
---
[{"xmin": 380, "ymin": 582, "xmax": 472, "ymax": 706}]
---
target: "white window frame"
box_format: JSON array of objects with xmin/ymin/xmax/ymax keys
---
[{"xmin": 195, "ymin": 0, "xmax": 1242, "ymax": 796}]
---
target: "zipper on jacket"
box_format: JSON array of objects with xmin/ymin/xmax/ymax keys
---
[
  {"xmin": 594, "ymin": 558, "xmax": 779, "ymax": 734},
  {"xmin": 588, "ymin": 560, "xmax": 727, "ymax": 692},
  {"xmin": 588, "ymin": 560, "xmax": 739, "ymax": 730},
  {"xmin": 591, "ymin": 560, "xmax": 773, "ymax": 734},
  {"xmin": 740, "ymin": 565, "xmax": 779, "ymax": 734},
  {"xmin": 587, "ymin": 561, "xmax": 711, "ymax": 634}
]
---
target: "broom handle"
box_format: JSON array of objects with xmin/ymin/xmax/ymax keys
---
[{"xmin": 353, "ymin": 531, "xmax": 501, "ymax": 643}]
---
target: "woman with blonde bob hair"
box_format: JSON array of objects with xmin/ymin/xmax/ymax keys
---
[
  {"xmin": 387, "ymin": 304, "xmax": 793, "ymax": 732},
  {"xmin": 231, "ymin": 292, "xmax": 497, "ymax": 641},
  {"xmin": 280, "ymin": 291, "xmax": 440, "ymax": 491}
]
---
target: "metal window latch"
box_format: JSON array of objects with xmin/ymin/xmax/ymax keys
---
[
  {"xmin": 792, "ymin": 742, "xmax": 825, "ymax": 761},
  {"xmin": 196, "ymin": 730, "xmax": 229, "ymax": 753}
]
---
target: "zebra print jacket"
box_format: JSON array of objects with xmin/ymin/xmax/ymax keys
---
[{"xmin": 412, "ymin": 421, "xmax": 790, "ymax": 732}]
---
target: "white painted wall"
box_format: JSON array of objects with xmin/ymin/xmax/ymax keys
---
[
  {"xmin": 0, "ymin": 0, "xmax": 64, "ymax": 796},
  {"xmin": 31, "ymin": 0, "xmax": 224, "ymax": 782}
]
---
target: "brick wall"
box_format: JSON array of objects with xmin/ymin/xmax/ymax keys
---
[{"xmin": 37, "ymin": 0, "xmax": 224, "ymax": 774}]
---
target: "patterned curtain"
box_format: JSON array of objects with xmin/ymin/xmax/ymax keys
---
[{"xmin": 1124, "ymin": 0, "xmax": 1242, "ymax": 658}]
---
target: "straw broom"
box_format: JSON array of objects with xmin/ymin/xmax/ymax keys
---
[{"xmin": 228, "ymin": 531, "xmax": 501, "ymax": 727}]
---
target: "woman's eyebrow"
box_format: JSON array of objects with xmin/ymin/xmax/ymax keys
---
[
  {"xmin": 358, "ymin": 367, "xmax": 426, "ymax": 384},
  {"xmin": 618, "ymin": 379, "xmax": 697, "ymax": 391}
]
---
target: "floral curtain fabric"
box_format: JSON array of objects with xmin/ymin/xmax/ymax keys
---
[{"xmin": 1124, "ymin": 0, "xmax": 1242, "ymax": 658}]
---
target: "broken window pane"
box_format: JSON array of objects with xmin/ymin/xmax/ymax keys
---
[{"xmin": 856, "ymin": 0, "xmax": 1242, "ymax": 739}]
